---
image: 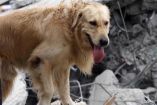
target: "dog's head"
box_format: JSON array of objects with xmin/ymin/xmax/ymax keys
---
[{"xmin": 72, "ymin": 3, "xmax": 110, "ymax": 63}]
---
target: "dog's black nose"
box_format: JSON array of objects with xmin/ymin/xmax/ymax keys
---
[{"xmin": 99, "ymin": 38, "xmax": 109, "ymax": 47}]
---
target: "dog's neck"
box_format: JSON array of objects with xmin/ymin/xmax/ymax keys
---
[
  {"xmin": 67, "ymin": 4, "xmax": 94, "ymax": 74},
  {"xmin": 70, "ymin": 21, "xmax": 94, "ymax": 75},
  {"xmin": 39, "ymin": 4, "xmax": 94, "ymax": 74},
  {"xmin": 71, "ymin": 46, "xmax": 94, "ymax": 75}
]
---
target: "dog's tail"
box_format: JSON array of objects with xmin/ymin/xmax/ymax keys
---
[{"xmin": 0, "ymin": 60, "xmax": 17, "ymax": 102}]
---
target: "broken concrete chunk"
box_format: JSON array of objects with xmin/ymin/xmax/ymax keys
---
[
  {"xmin": 132, "ymin": 24, "xmax": 143, "ymax": 36},
  {"xmin": 120, "ymin": 49, "xmax": 134, "ymax": 65},
  {"xmin": 0, "ymin": 0, "xmax": 9, "ymax": 5},
  {"xmin": 142, "ymin": 0, "xmax": 157, "ymax": 10},
  {"xmin": 126, "ymin": 1, "xmax": 142, "ymax": 15},
  {"xmin": 10, "ymin": 0, "xmax": 39, "ymax": 8},
  {"xmin": 89, "ymin": 70, "xmax": 146, "ymax": 105},
  {"xmin": 95, "ymin": 70, "xmax": 119, "ymax": 86}
]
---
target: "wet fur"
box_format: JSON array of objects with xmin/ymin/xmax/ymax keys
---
[{"xmin": 0, "ymin": 1, "xmax": 110, "ymax": 105}]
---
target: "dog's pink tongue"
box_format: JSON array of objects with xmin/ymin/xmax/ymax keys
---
[{"xmin": 93, "ymin": 46, "xmax": 105, "ymax": 63}]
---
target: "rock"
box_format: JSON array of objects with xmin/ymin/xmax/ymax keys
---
[
  {"xmin": 129, "ymin": 24, "xmax": 144, "ymax": 39},
  {"xmin": 107, "ymin": 0, "xmax": 136, "ymax": 10},
  {"xmin": 51, "ymin": 100, "xmax": 61, "ymax": 105},
  {"xmin": 142, "ymin": 87, "xmax": 157, "ymax": 95},
  {"xmin": 126, "ymin": 1, "xmax": 142, "ymax": 15},
  {"xmin": 89, "ymin": 70, "xmax": 146, "ymax": 105},
  {"xmin": 148, "ymin": 13, "xmax": 157, "ymax": 29},
  {"xmin": 94, "ymin": 70, "xmax": 119, "ymax": 85},
  {"xmin": 0, "ymin": 5, "xmax": 14, "ymax": 13},
  {"xmin": 132, "ymin": 24, "xmax": 143, "ymax": 35},
  {"xmin": 151, "ymin": 62, "xmax": 157, "ymax": 87},
  {"xmin": 10, "ymin": 0, "xmax": 39, "ymax": 8},
  {"xmin": 0, "ymin": 0, "xmax": 9, "ymax": 5},
  {"xmin": 120, "ymin": 72, "xmax": 137, "ymax": 86},
  {"xmin": 117, "ymin": 0, "xmax": 136, "ymax": 7},
  {"xmin": 142, "ymin": 0, "xmax": 157, "ymax": 10},
  {"xmin": 120, "ymin": 49, "xmax": 134, "ymax": 65}
]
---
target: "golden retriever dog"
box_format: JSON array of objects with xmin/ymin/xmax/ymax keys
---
[{"xmin": 0, "ymin": 1, "xmax": 110, "ymax": 105}]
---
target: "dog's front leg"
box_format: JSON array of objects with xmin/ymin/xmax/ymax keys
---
[
  {"xmin": 54, "ymin": 68, "xmax": 74, "ymax": 105},
  {"xmin": 31, "ymin": 71, "xmax": 53, "ymax": 105},
  {"xmin": 36, "ymin": 69, "xmax": 54, "ymax": 105},
  {"xmin": 29, "ymin": 57, "xmax": 54, "ymax": 105},
  {"xmin": 54, "ymin": 68, "xmax": 86, "ymax": 105}
]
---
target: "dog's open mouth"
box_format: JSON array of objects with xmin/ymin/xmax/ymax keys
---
[{"xmin": 86, "ymin": 33, "xmax": 106, "ymax": 64}]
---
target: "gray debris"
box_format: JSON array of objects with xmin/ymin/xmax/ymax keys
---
[
  {"xmin": 0, "ymin": 0, "xmax": 9, "ymax": 5},
  {"xmin": 10, "ymin": 0, "xmax": 39, "ymax": 8},
  {"xmin": 142, "ymin": 0, "xmax": 157, "ymax": 10},
  {"xmin": 89, "ymin": 70, "xmax": 146, "ymax": 105}
]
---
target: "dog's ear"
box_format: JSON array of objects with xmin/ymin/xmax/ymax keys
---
[{"xmin": 72, "ymin": 11, "xmax": 83, "ymax": 29}]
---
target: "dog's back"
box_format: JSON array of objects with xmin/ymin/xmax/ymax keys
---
[
  {"xmin": 0, "ymin": 8, "xmax": 49, "ymax": 101},
  {"xmin": 0, "ymin": 9, "xmax": 50, "ymax": 66}
]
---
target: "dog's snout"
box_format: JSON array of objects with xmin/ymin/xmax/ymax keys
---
[{"xmin": 99, "ymin": 38, "xmax": 109, "ymax": 47}]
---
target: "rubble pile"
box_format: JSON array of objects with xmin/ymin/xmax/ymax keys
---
[
  {"xmin": 101, "ymin": 0, "xmax": 157, "ymax": 104},
  {"xmin": 0, "ymin": 0, "xmax": 157, "ymax": 105},
  {"xmin": 103, "ymin": 0, "xmax": 157, "ymax": 88}
]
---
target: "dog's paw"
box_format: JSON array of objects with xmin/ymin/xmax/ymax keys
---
[
  {"xmin": 74, "ymin": 101, "xmax": 87, "ymax": 105},
  {"xmin": 51, "ymin": 100, "xmax": 61, "ymax": 105},
  {"xmin": 51, "ymin": 100, "xmax": 86, "ymax": 105}
]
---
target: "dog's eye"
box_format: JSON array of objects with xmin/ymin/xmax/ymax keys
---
[
  {"xmin": 104, "ymin": 21, "xmax": 109, "ymax": 26},
  {"xmin": 89, "ymin": 21, "xmax": 97, "ymax": 26}
]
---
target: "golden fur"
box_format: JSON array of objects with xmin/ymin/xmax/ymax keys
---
[{"xmin": 0, "ymin": 1, "xmax": 110, "ymax": 105}]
